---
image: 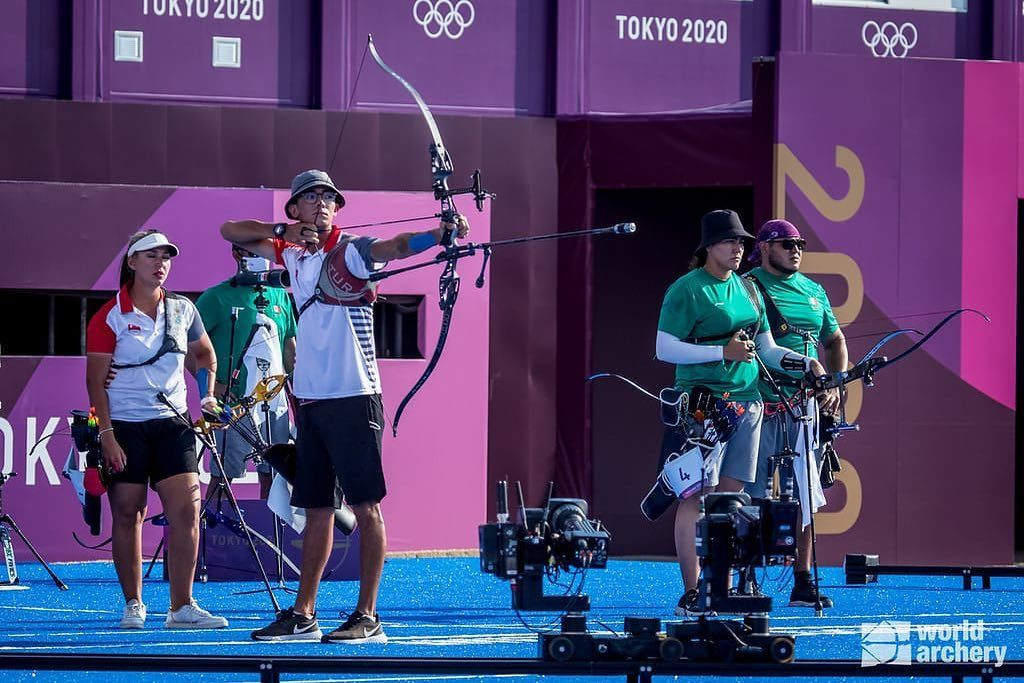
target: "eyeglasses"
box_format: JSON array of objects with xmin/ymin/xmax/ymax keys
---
[
  {"xmin": 771, "ymin": 238, "xmax": 806, "ymax": 251},
  {"xmin": 299, "ymin": 190, "xmax": 339, "ymax": 205}
]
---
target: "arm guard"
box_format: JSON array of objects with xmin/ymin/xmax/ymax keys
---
[
  {"xmin": 755, "ymin": 331, "xmax": 812, "ymax": 373},
  {"xmin": 656, "ymin": 331, "xmax": 725, "ymax": 365}
]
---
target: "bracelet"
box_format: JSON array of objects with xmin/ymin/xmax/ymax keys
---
[{"xmin": 98, "ymin": 427, "xmax": 115, "ymax": 436}]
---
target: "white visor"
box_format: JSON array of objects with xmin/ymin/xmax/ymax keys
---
[{"xmin": 127, "ymin": 232, "xmax": 180, "ymax": 258}]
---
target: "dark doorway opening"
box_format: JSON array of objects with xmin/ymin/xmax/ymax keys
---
[{"xmin": 589, "ymin": 186, "xmax": 753, "ymax": 557}]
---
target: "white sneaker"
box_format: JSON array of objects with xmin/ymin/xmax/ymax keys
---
[
  {"xmin": 164, "ymin": 599, "xmax": 228, "ymax": 629},
  {"xmin": 120, "ymin": 599, "xmax": 147, "ymax": 629}
]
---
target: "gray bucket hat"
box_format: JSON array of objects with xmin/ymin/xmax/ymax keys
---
[{"xmin": 285, "ymin": 169, "xmax": 346, "ymax": 212}]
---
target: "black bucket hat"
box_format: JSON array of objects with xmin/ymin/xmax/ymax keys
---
[{"xmin": 696, "ymin": 210, "xmax": 756, "ymax": 251}]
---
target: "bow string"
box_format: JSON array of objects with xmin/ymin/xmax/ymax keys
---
[{"xmin": 364, "ymin": 34, "xmax": 494, "ymax": 436}]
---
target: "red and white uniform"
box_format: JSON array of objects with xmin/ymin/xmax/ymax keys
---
[
  {"xmin": 86, "ymin": 285, "xmax": 204, "ymax": 422},
  {"xmin": 274, "ymin": 228, "xmax": 385, "ymax": 400}
]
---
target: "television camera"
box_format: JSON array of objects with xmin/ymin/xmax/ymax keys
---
[
  {"xmin": 229, "ymin": 256, "xmax": 290, "ymax": 289},
  {"xmin": 695, "ymin": 491, "xmax": 800, "ymax": 614},
  {"xmin": 479, "ymin": 481, "xmax": 609, "ymax": 611}
]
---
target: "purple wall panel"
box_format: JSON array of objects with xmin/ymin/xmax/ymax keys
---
[
  {"xmin": 331, "ymin": 0, "xmax": 553, "ymax": 116},
  {"xmin": 992, "ymin": 0, "xmax": 1021, "ymax": 60},
  {"xmin": 0, "ymin": 0, "xmax": 66, "ymax": 98},
  {"xmin": 897, "ymin": 58, "xmax": 964, "ymax": 372},
  {"xmin": 961, "ymin": 61, "xmax": 1019, "ymax": 410},
  {"xmin": 812, "ymin": 5, "xmax": 977, "ymax": 60},
  {"xmin": 1019, "ymin": 67, "xmax": 1024, "ymax": 198},
  {"xmin": 557, "ymin": 0, "xmax": 754, "ymax": 116},
  {"xmin": 778, "ymin": 53, "xmax": 904, "ymax": 322},
  {"xmin": 99, "ymin": 0, "xmax": 315, "ymax": 106},
  {"xmin": 775, "ymin": 52, "xmax": 1016, "ymax": 564}
]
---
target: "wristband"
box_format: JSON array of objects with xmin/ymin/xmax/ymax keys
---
[
  {"xmin": 196, "ymin": 367, "xmax": 210, "ymax": 397},
  {"xmin": 273, "ymin": 222, "xmax": 288, "ymax": 239},
  {"xmin": 98, "ymin": 427, "xmax": 115, "ymax": 436},
  {"xmin": 409, "ymin": 232, "xmax": 439, "ymax": 253}
]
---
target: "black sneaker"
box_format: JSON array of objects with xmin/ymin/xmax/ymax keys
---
[
  {"xmin": 322, "ymin": 610, "xmax": 387, "ymax": 644},
  {"xmin": 674, "ymin": 589, "xmax": 717, "ymax": 618},
  {"xmin": 789, "ymin": 582, "xmax": 834, "ymax": 608},
  {"xmin": 251, "ymin": 608, "xmax": 322, "ymax": 641}
]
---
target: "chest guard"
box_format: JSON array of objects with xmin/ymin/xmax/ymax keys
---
[{"xmin": 300, "ymin": 237, "xmax": 378, "ymax": 316}]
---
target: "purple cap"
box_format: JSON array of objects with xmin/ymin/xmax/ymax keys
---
[{"xmin": 748, "ymin": 219, "xmax": 802, "ymax": 261}]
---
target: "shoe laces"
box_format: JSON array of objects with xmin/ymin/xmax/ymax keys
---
[
  {"xmin": 279, "ymin": 608, "xmax": 314, "ymax": 623},
  {"xmin": 338, "ymin": 610, "xmax": 375, "ymax": 629},
  {"xmin": 178, "ymin": 599, "xmax": 212, "ymax": 617},
  {"xmin": 125, "ymin": 600, "xmax": 145, "ymax": 616}
]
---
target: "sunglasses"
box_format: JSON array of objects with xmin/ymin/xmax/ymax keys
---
[
  {"xmin": 299, "ymin": 190, "xmax": 339, "ymax": 205},
  {"xmin": 771, "ymin": 238, "xmax": 806, "ymax": 251}
]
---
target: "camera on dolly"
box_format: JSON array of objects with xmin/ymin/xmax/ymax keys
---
[
  {"xmin": 695, "ymin": 491, "xmax": 799, "ymax": 614},
  {"xmin": 479, "ymin": 481, "xmax": 609, "ymax": 611},
  {"xmin": 649, "ymin": 490, "xmax": 800, "ymax": 665}
]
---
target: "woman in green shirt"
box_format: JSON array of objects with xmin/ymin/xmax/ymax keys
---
[{"xmin": 655, "ymin": 210, "xmax": 826, "ymax": 616}]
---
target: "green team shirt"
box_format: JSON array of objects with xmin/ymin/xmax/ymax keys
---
[
  {"xmin": 657, "ymin": 268, "xmax": 769, "ymax": 401},
  {"xmin": 195, "ymin": 281, "xmax": 297, "ymax": 394},
  {"xmin": 747, "ymin": 266, "xmax": 839, "ymax": 400}
]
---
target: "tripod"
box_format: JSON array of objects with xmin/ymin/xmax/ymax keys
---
[
  {"xmin": 751, "ymin": 349, "xmax": 826, "ymax": 616},
  {"xmin": 0, "ymin": 472, "xmax": 68, "ymax": 590},
  {"xmin": 221, "ymin": 288, "xmax": 298, "ymax": 592},
  {"xmin": 152, "ymin": 392, "xmax": 285, "ymax": 612}
]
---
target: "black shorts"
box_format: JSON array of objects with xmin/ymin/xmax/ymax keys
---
[
  {"xmin": 110, "ymin": 417, "xmax": 199, "ymax": 489},
  {"xmin": 292, "ymin": 394, "xmax": 386, "ymax": 508}
]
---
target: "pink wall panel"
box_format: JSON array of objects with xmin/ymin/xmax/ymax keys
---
[{"xmin": 0, "ymin": 183, "xmax": 490, "ymax": 561}]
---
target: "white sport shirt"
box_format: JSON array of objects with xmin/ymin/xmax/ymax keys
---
[
  {"xmin": 274, "ymin": 229, "xmax": 385, "ymax": 400},
  {"xmin": 86, "ymin": 285, "xmax": 204, "ymax": 422}
]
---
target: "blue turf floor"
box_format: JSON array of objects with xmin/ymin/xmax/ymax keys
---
[{"xmin": 2, "ymin": 557, "xmax": 1023, "ymax": 682}]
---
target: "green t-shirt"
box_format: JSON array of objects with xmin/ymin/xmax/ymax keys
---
[
  {"xmin": 657, "ymin": 268, "xmax": 769, "ymax": 401},
  {"xmin": 195, "ymin": 281, "xmax": 297, "ymax": 395},
  {"xmin": 747, "ymin": 267, "xmax": 839, "ymax": 399}
]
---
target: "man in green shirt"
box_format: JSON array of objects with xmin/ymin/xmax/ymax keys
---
[
  {"xmin": 195, "ymin": 246, "xmax": 297, "ymax": 497},
  {"xmin": 655, "ymin": 210, "xmax": 827, "ymax": 616},
  {"xmin": 745, "ymin": 219, "xmax": 848, "ymax": 609}
]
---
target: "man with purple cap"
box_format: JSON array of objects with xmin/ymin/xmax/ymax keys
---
[{"xmin": 744, "ymin": 219, "xmax": 848, "ymax": 609}]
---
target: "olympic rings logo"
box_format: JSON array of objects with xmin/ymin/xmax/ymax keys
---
[
  {"xmin": 861, "ymin": 20, "xmax": 918, "ymax": 58},
  {"xmin": 413, "ymin": 0, "xmax": 475, "ymax": 40}
]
